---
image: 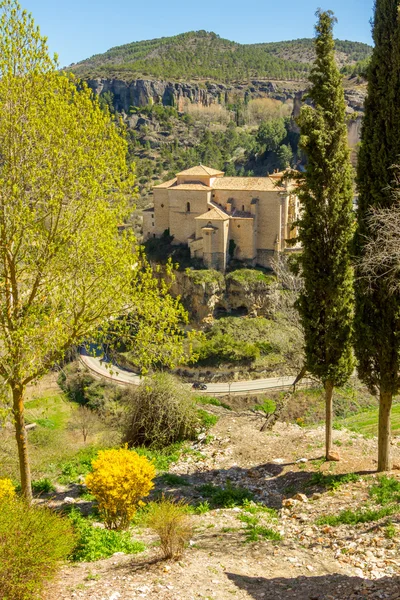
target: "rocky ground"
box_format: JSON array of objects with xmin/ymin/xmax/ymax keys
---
[{"xmin": 48, "ymin": 409, "xmax": 400, "ymax": 600}]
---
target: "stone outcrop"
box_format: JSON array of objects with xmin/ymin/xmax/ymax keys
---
[
  {"xmin": 170, "ymin": 269, "xmax": 280, "ymax": 322},
  {"xmin": 88, "ymin": 77, "xmax": 366, "ymax": 116}
]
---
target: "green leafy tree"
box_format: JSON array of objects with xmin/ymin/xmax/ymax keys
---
[
  {"xmin": 354, "ymin": 0, "xmax": 400, "ymax": 471},
  {"xmin": 256, "ymin": 118, "xmax": 286, "ymax": 153},
  {"xmin": 0, "ymin": 0, "xmax": 187, "ymax": 502},
  {"xmin": 295, "ymin": 10, "xmax": 354, "ymax": 459}
]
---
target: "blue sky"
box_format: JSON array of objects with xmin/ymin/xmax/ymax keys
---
[{"xmin": 22, "ymin": 0, "xmax": 374, "ymax": 68}]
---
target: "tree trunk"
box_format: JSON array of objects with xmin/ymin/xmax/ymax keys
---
[
  {"xmin": 12, "ymin": 384, "xmax": 32, "ymax": 503},
  {"xmin": 324, "ymin": 380, "xmax": 334, "ymax": 460},
  {"xmin": 378, "ymin": 390, "xmax": 393, "ymax": 472}
]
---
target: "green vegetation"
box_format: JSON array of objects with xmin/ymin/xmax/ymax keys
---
[
  {"xmin": 196, "ymin": 396, "xmax": 232, "ymax": 410},
  {"xmin": 160, "ymin": 473, "xmax": 190, "ymax": 486},
  {"xmin": 0, "ymin": 498, "xmax": 76, "ymax": 599},
  {"xmin": 71, "ymin": 31, "xmax": 371, "ymax": 82},
  {"xmin": 354, "ymin": 0, "xmax": 400, "ymax": 472},
  {"xmin": 185, "ymin": 268, "xmax": 225, "ymax": 286},
  {"xmin": 191, "ymin": 316, "xmax": 294, "ymax": 369},
  {"xmin": 226, "ymin": 269, "xmax": 276, "ymax": 286},
  {"xmin": 198, "ymin": 481, "xmax": 254, "ymax": 508},
  {"xmin": 197, "ymin": 410, "xmax": 219, "ymax": 428},
  {"xmin": 31, "ymin": 478, "xmax": 56, "ymax": 495},
  {"xmin": 337, "ymin": 403, "xmax": 400, "ymax": 437},
  {"xmin": 295, "ymin": 11, "xmax": 355, "ymax": 460},
  {"xmin": 308, "ymin": 472, "xmax": 360, "ymax": 491},
  {"xmin": 68, "ymin": 508, "xmax": 145, "ymax": 562},
  {"xmin": 238, "ymin": 503, "xmax": 282, "ymax": 543},
  {"xmin": 317, "ymin": 476, "xmax": 400, "ymax": 526}
]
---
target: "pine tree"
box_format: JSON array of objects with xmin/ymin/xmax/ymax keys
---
[
  {"xmin": 355, "ymin": 0, "xmax": 400, "ymax": 472},
  {"xmin": 296, "ymin": 10, "xmax": 354, "ymax": 459}
]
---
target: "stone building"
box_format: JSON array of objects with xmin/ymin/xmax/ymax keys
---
[{"xmin": 143, "ymin": 165, "xmax": 299, "ymax": 271}]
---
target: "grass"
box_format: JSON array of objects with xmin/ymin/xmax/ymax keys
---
[
  {"xmin": 197, "ymin": 410, "xmax": 219, "ymax": 428},
  {"xmin": 238, "ymin": 504, "xmax": 282, "ymax": 543},
  {"xmin": 197, "ymin": 481, "xmax": 254, "ymax": 508},
  {"xmin": 308, "ymin": 472, "xmax": 361, "ymax": 491},
  {"xmin": 317, "ymin": 476, "xmax": 400, "ymax": 526},
  {"xmin": 134, "ymin": 442, "xmax": 186, "ymax": 472},
  {"xmin": 336, "ymin": 403, "xmax": 400, "ymax": 436},
  {"xmin": 196, "ymin": 396, "xmax": 232, "ymax": 410}
]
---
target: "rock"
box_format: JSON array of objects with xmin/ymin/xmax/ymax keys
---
[
  {"xmin": 282, "ymin": 498, "xmax": 298, "ymax": 508},
  {"xmin": 327, "ymin": 451, "xmax": 341, "ymax": 462},
  {"xmin": 109, "ymin": 593, "xmax": 121, "ymax": 600},
  {"xmin": 296, "ymin": 458, "xmax": 308, "ymax": 463},
  {"xmin": 272, "ymin": 458, "xmax": 285, "ymax": 464},
  {"xmin": 294, "ymin": 493, "xmax": 308, "ymax": 503},
  {"xmin": 63, "ymin": 496, "xmax": 75, "ymax": 504}
]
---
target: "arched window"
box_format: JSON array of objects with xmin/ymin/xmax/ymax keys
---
[{"xmin": 186, "ymin": 202, "xmax": 190, "ymax": 213}]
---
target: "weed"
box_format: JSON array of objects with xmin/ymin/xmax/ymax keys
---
[
  {"xmin": 196, "ymin": 397, "xmax": 232, "ymax": 410},
  {"xmin": 246, "ymin": 526, "xmax": 282, "ymax": 543},
  {"xmin": 369, "ymin": 476, "xmax": 400, "ymax": 505},
  {"xmin": 309, "ymin": 472, "xmax": 360, "ymax": 491},
  {"xmin": 254, "ymin": 399, "xmax": 276, "ymax": 415},
  {"xmin": 385, "ymin": 521, "xmax": 397, "ymax": 539},
  {"xmin": 160, "ymin": 473, "xmax": 190, "ymax": 487},
  {"xmin": 134, "ymin": 442, "xmax": 185, "ymax": 472},
  {"xmin": 198, "ymin": 481, "xmax": 254, "ymax": 508},
  {"xmin": 32, "ymin": 478, "xmax": 56, "ymax": 494},
  {"xmin": 333, "ymin": 440, "xmax": 343, "ymax": 447},
  {"xmin": 197, "ymin": 410, "xmax": 219, "ymax": 428},
  {"xmin": 67, "ymin": 508, "xmax": 145, "ymax": 562},
  {"xmin": 317, "ymin": 505, "xmax": 397, "ymax": 526},
  {"xmin": 193, "ymin": 501, "xmax": 210, "ymax": 514}
]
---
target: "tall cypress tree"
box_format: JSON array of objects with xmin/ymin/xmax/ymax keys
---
[
  {"xmin": 296, "ymin": 10, "xmax": 354, "ymax": 460},
  {"xmin": 355, "ymin": 0, "xmax": 400, "ymax": 472}
]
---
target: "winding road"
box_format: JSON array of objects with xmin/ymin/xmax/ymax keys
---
[{"xmin": 79, "ymin": 348, "xmax": 312, "ymax": 395}]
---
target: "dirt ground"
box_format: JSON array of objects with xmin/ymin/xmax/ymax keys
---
[{"xmin": 47, "ymin": 409, "xmax": 400, "ymax": 600}]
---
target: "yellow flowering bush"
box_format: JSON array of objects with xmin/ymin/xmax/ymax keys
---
[
  {"xmin": 0, "ymin": 478, "xmax": 15, "ymax": 501},
  {"xmin": 86, "ymin": 447, "xmax": 155, "ymax": 530}
]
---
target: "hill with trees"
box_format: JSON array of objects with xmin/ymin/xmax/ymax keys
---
[{"xmin": 70, "ymin": 30, "xmax": 372, "ymax": 82}]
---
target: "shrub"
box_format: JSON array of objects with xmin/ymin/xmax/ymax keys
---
[
  {"xmin": 0, "ymin": 478, "xmax": 15, "ymax": 501},
  {"xmin": 67, "ymin": 508, "xmax": 145, "ymax": 562},
  {"xmin": 0, "ymin": 498, "xmax": 75, "ymax": 600},
  {"xmin": 197, "ymin": 409, "xmax": 219, "ymax": 428},
  {"xmin": 86, "ymin": 447, "xmax": 155, "ymax": 529},
  {"xmin": 124, "ymin": 373, "xmax": 198, "ymax": 449},
  {"xmin": 146, "ymin": 496, "xmax": 193, "ymax": 559},
  {"xmin": 32, "ymin": 478, "xmax": 56, "ymax": 495}
]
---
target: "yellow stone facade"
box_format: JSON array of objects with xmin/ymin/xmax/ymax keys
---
[{"xmin": 143, "ymin": 165, "xmax": 299, "ymax": 271}]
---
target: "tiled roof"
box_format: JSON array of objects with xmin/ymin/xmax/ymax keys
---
[
  {"xmin": 230, "ymin": 209, "xmax": 253, "ymax": 219},
  {"xmin": 177, "ymin": 165, "xmax": 224, "ymax": 177},
  {"xmin": 172, "ymin": 184, "xmax": 212, "ymax": 191},
  {"xmin": 212, "ymin": 176, "xmax": 285, "ymax": 192},
  {"xmin": 154, "ymin": 177, "xmax": 177, "ymax": 189},
  {"xmin": 196, "ymin": 206, "xmax": 229, "ymax": 221}
]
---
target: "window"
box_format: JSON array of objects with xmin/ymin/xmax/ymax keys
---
[
  {"xmin": 186, "ymin": 202, "xmax": 190, "ymax": 212},
  {"xmin": 242, "ymin": 205, "xmax": 245, "ymax": 212},
  {"xmin": 161, "ymin": 203, "xmax": 164, "ymax": 208}
]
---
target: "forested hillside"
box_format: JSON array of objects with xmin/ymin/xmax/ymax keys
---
[{"xmin": 71, "ymin": 30, "xmax": 372, "ymax": 81}]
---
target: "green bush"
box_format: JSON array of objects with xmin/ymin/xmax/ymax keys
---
[
  {"xmin": 195, "ymin": 332, "xmax": 260, "ymax": 366},
  {"xmin": 32, "ymin": 478, "xmax": 56, "ymax": 495},
  {"xmin": 124, "ymin": 374, "xmax": 198, "ymax": 449},
  {"xmin": 58, "ymin": 362, "xmax": 123, "ymax": 413},
  {"xmin": 67, "ymin": 508, "xmax": 145, "ymax": 562},
  {"xmin": 0, "ymin": 498, "xmax": 76, "ymax": 600}
]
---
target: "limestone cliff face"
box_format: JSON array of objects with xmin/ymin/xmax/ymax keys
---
[
  {"xmin": 88, "ymin": 78, "xmax": 300, "ymax": 113},
  {"xmin": 88, "ymin": 77, "xmax": 366, "ymax": 116},
  {"xmin": 170, "ymin": 270, "xmax": 280, "ymax": 322}
]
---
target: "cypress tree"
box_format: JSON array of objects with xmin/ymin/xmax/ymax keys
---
[
  {"xmin": 296, "ymin": 10, "xmax": 354, "ymax": 459},
  {"xmin": 355, "ymin": 0, "xmax": 400, "ymax": 471}
]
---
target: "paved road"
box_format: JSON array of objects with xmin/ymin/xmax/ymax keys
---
[{"xmin": 79, "ymin": 348, "xmax": 311, "ymax": 394}]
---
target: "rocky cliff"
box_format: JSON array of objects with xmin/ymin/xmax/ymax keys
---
[{"xmin": 170, "ymin": 269, "xmax": 280, "ymax": 322}]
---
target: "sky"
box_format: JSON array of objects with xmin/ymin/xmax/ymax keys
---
[{"xmin": 22, "ymin": 0, "xmax": 375, "ymax": 68}]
